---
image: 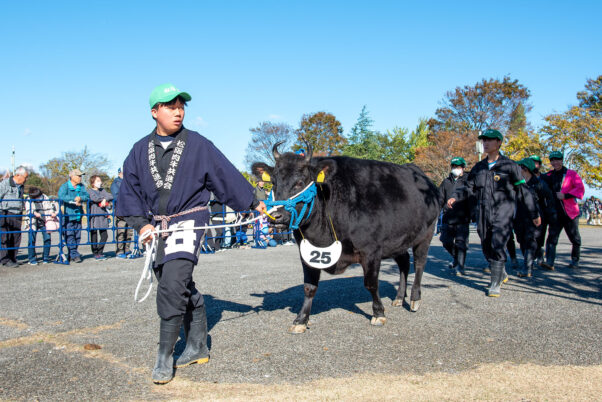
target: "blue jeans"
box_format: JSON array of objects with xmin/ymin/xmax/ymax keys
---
[
  {"xmin": 28, "ymin": 226, "xmax": 51, "ymax": 263},
  {"xmin": 63, "ymin": 220, "xmax": 82, "ymax": 259}
]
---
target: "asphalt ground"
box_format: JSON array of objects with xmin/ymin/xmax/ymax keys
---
[{"xmin": 0, "ymin": 226, "xmax": 600, "ymax": 400}]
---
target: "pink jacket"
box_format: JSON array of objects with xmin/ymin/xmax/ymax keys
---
[{"xmin": 545, "ymin": 168, "xmax": 584, "ymax": 220}]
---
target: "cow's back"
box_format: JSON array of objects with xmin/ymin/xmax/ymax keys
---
[{"xmin": 319, "ymin": 156, "xmax": 441, "ymax": 257}]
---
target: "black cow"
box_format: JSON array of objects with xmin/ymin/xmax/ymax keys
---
[{"xmin": 252, "ymin": 142, "xmax": 441, "ymax": 333}]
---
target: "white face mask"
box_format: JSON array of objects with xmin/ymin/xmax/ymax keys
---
[{"xmin": 451, "ymin": 168, "xmax": 463, "ymax": 177}]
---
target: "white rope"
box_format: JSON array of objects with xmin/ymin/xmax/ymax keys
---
[{"xmin": 134, "ymin": 207, "xmax": 280, "ymax": 303}]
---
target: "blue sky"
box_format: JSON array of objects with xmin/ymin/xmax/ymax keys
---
[{"xmin": 1, "ymin": 1, "xmax": 600, "ymax": 194}]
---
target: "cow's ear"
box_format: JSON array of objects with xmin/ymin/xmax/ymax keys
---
[
  {"xmin": 314, "ymin": 159, "xmax": 337, "ymax": 183},
  {"xmin": 251, "ymin": 162, "xmax": 274, "ymax": 182}
]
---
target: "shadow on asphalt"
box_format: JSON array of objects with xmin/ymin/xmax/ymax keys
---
[
  {"xmin": 174, "ymin": 295, "xmax": 257, "ymax": 356},
  {"xmin": 250, "ymin": 270, "xmax": 449, "ymax": 321},
  {"xmin": 427, "ymin": 241, "xmax": 602, "ymax": 306}
]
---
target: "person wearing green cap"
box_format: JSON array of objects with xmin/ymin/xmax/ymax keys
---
[
  {"xmin": 116, "ymin": 83, "xmax": 267, "ymax": 384},
  {"xmin": 446, "ymin": 129, "xmax": 540, "ymax": 297},
  {"xmin": 438, "ymin": 157, "xmax": 472, "ymax": 275},
  {"xmin": 529, "ymin": 155, "xmax": 543, "ymax": 177},
  {"xmin": 528, "ymin": 154, "xmax": 548, "ymax": 265},
  {"xmin": 540, "ymin": 151, "xmax": 584, "ymax": 269},
  {"xmin": 514, "ymin": 158, "xmax": 557, "ymax": 277}
]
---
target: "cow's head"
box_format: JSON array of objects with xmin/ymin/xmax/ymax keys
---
[{"xmin": 252, "ymin": 140, "xmax": 336, "ymax": 229}]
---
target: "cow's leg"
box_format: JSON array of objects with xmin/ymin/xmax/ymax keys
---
[
  {"xmin": 409, "ymin": 236, "xmax": 431, "ymax": 312},
  {"xmin": 392, "ymin": 252, "xmax": 410, "ymax": 307},
  {"xmin": 361, "ymin": 251, "xmax": 386, "ymax": 326},
  {"xmin": 289, "ymin": 263, "xmax": 321, "ymax": 334}
]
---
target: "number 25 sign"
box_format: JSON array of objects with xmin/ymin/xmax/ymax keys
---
[{"xmin": 299, "ymin": 239, "xmax": 342, "ymax": 269}]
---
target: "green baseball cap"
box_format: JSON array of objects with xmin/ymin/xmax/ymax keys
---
[
  {"xmin": 478, "ymin": 129, "xmax": 503, "ymax": 141},
  {"xmin": 450, "ymin": 157, "xmax": 466, "ymax": 166},
  {"xmin": 549, "ymin": 150, "xmax": 564, "ymax": 160},
  {"xmin": 529, "ymin": 154, "xmax": 542, "ymax": 163},
  {"xmin": 517, "ymin": 157, "xmax": 536, "ymax": 173},
  {"xmin": 149, "ymin": 83, "xmax": 191, "ymax": 109}
]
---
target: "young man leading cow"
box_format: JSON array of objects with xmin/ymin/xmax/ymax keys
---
[{"xmin": 117, "ymin": 83, "xmax": 266, "ymax": 384}]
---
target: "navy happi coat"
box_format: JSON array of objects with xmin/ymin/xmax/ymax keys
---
[{"xmin": 117, "ymin": 127, "xmax": 255, "ymax": 265}]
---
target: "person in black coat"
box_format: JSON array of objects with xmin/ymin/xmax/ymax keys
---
[
  {"xmin": 438, "ymin": 157, "xmax": 472, "ymax": 275},
  {"xmin": 514, "ymin": 158, "xmax": 557, "ymax": 277},
  {"xmin": 447, "ymin": 129, "xmax": 540, "ymax": 297}
]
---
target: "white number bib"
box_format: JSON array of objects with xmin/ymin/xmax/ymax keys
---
[
  {"xmin": 299, "ymin": 239, "xmax": 342, "ymax": 269},
  {"xmin": 161, "ymin": 219, "xmax": 198, "ymax": 255}
]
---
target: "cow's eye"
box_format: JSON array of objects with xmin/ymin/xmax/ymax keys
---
[{"xmin": 295, "ymin": 180, "xmax": 304, "ymax": 188}]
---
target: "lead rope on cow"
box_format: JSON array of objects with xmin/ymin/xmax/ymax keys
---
[
  {"xmin": 318, "ymin": 183, "xmax": 339, "ymax": 242},
  {"xmin": 134, "ymin": 207, "xmax": 279, "ymax": 303},
  {"xmin": 296, "ymin": 183, "xmax": 339, "ymax": 242}
]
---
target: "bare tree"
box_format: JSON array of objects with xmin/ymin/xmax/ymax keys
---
[
  {"xmin": 244, "ymin": 121, "xmax": 295, "ymax": 169},
  {"xmin": 40, "ymin": 147, "xmax": 111, "ymax": 194}
]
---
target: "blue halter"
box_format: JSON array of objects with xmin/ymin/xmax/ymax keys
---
[{"xmin": 264, "ymin": 182, "xmax": 317, "ymax": 230}]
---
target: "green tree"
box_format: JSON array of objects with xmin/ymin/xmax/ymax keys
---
[
  {"xmin": 295, "ymin": 112, "xmax": 346, "ymax": 156},
  {"xmin": 541, "ymin": 106, "xmax": 602, "ymax": 188},
  {"xmin": 343, "ymin": 119, "xmax": 430, "ymax": 165},
  {"xmin": 577, "ymin": 75, "xmax": 602, "ymax": 117},
  {"xmin": 348, "ymin": 105, "xmax": 374, "ymax": 142},
  {"xmin": 503, "ymin": 130, "xmax": 546, "ymax": 161},
  {"xmin": 244, "ymin": 121, "xmax": 294, "ymax": 169}
]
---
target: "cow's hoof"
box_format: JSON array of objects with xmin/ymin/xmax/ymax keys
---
[
  {"xmin": 410, "ymin": 300, "xmax": 421, "ymax": 312},
  {"xmin": 288, "ymin": 324, "xmax": 307, "ymax": 334},
  {"xmin": 391, "ymin": 299, "xmax": 403, "ymax": 307},
  {"xmin": 370, "ymin": 316, "xmax": 387, "ymax": 326}
]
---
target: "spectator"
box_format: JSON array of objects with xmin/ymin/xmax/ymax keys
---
[
  {"xmin": 254, "ymin": 180, "xmax": 268, "ymax": 201},
  {"xmin": 24, "ymin": 187, "xmax": 58, "ymax": 265},
  {"xmin": 57, "ymin": 169, "xmax": 89, "ymax": 263},
  {"xmin": 110, "ymin": 167, "xmax": 132, "ymax": 258},
  {"xmin": 0, "ymin": 166, "xmax": 28, "ymax": 267},
  {"xmin": 88, "ymin": 175, "xmax": 113, "ymax": 260},
  {"xmin": 541, "ymin": 151, "xmax": 585, "ymax": 270}
]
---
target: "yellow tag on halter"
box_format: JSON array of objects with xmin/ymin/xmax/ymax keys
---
[
  {"xmin": 261, "ymin": 172, "xmax": 271, "ymax": 182},
  {"xmin": 317, "ymin": 171, "xmax": 325, "ymax": 183}
]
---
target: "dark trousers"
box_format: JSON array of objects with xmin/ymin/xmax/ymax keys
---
[
  {"xmin": 115, "ymin": 217, "xmax": 131, "ymax": 254},
  {"xmin": 536, "ymin": 220, "xmax": 548, "ymax": 255},
  {"xmin": 515, "ymin": 222, "xmax": 541, "ymax": 257},
  {"xmin": 0, "ymin": 214, "xmax": 22, "ymax": 264},
  {"xmin": 63, "ymin": 220, "xmax": 82, "ymax": 259},
  {"xmin": 478, "ymin": 220, "xmax": 514, "ymax": 263},
  {"xmin": 28, "ymin": 226, "xmax": 51, "ymax": 263},
  {"xmin": 546, "ymin": 212, "xmax": 581, "ymax": 261},
  {"xmin": 506, "ymin": 231, "xmax": 517, "ymax": 260},
  {"xmin": 90, "ymin": 229, "xmax": 108, "ymax": 255},
  {"xmin": 153, "ymin": 258, "xmax": 204, "ymax": 320},
  {"xmin": 440, "ymin": 222, "xmax": 469, "ymax": 258}
]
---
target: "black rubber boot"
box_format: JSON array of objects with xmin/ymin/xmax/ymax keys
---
[
  {"xmin": 541, "ymin": 244, "xmax": 556, "ymax": 271},
  {"xmin": 567, "ymin": 259, "xmax": 580, "ymax": 269},
  {"xmin": 518, "ymin": 250, "xmax": 534, "ymax": 278},
  {"xmin": 487, "ymin": 261, "xmax": 506, "ymax": 297},
  {"xmin": 443, "ymin": 243, "xmax": 456, "ymax": 269},
  {"xmin": 454, "ymin": 249, "xmax": 466, "ymax": 276},
  {"xmin": 152, "ymin": 315, "xmax": 183, "ymax": 384},
  {"xmin": 534, "ymin": 247, "xmax": 543, "ymax": 270},
  {"xmin": 568, "ymin": 245, "xmax": 580, "ymax": 269},
  {"xmin": 174, "ymin": 304, "xmax": 209, "ymax": 368},
  {"xmin": 483, "ymin": 260, "xmax": 491, "ymax": 274}
]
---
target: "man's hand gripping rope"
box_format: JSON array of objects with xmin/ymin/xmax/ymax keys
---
[{"xmin": 134, "ymin": 201, "xmax": 276, "ymax": 303}]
